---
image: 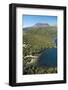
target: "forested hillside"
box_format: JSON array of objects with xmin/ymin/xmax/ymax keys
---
[{"xmin": 23, "ymin": 25, "xmax": 57, "ymax": 75}]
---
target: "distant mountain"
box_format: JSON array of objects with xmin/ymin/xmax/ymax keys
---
[
  {"xmin": 32, "ymin": 23, "xmax": 49, "ymax": 28},
  {"xmin": 23, "ymin": 23, "xmax": 51, "ymax": 31},
  {"xmin": 25, "ymin": 23, "xmax": 50, "ymax": 29}
]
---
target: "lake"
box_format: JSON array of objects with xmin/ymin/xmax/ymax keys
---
[{"xmin": 38, "ymin": 48, "xmax": 57, "ymax": 67}]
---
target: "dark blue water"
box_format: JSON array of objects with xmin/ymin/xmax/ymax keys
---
[{"xmin": 38, "ymin": 48, "xmax": 57, "ymax": 67}]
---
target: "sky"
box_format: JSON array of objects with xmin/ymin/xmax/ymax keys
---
[{"xmin": 22, "ymin": 15, "xmax": 57, "ymax": 28}]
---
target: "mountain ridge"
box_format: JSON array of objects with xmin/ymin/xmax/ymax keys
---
[
  {"xmin": 23, "ymin": 23, "xmax": 50, "ymax": 29},
  {"xmin": 33, "ymin": 23, "xmax": 49, "ymax": 28}
]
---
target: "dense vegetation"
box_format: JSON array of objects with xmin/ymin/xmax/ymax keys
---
[{"xmin": 23, "ymin": 26, "xmax": 57, "ymax": 75}]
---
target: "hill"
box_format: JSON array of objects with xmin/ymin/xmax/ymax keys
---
[
  {"xmin": 23, "ymin": 24, "xmax": 57, "ymax": 74},
  {"xmin": 23, "ymin": 25, "xmax": 57, "ymax": 55}
]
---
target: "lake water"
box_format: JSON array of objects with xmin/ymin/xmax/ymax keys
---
[{"xmin": 38, "ymin": 48, "xmax": 57, "ymax": 67}]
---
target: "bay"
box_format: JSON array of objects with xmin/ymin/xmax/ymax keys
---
[{"xmin": 38, "ymin": 48, "xmax": 57, "ymax": 67}]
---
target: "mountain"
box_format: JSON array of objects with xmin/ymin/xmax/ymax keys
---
[
  {"xmin": 32, "ymin": 23, "xmax": 49, "ymax": 28},
  {"xmin": 23, "ymin": 23, "xmax": 50, "ymax": 31}
]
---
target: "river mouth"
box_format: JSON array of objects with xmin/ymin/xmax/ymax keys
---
[{"xmin": 37, "ymin": 48, "xmax": 57, "ymax": 67}]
